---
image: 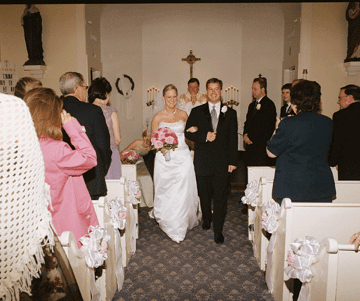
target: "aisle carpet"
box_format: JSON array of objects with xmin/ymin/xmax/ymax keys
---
[{"xmin": 113, "ymin": 191, "xmax": 274, "ymax": 301}]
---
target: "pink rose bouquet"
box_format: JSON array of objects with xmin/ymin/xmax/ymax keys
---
[
  {"xmin": 122, "ymin": 149, "xmax": 140, "ymax": 164},
  {"xmin": 151, "ymin": 127, "xmax": 179, "ymax": 152}
]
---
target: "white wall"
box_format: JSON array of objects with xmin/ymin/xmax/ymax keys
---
[
  {"xmin": 100, "ymin": 3, "xmax": 285, "ymax": 149},
  {"xmin": 0, "ymin": 4, "xmax": 87, "ymax": 95}
]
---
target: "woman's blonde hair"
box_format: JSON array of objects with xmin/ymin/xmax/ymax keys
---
[
  {"xmin": 14, "ymin": 77, "xmax": 42, "ymax": 99},
  {"xmin": 24, "ymin": 88, "xmax": 63, "ymax": 140},
  {"xmin": 162, "ymin": 84, "xmax": 178, "ymax": 96}
]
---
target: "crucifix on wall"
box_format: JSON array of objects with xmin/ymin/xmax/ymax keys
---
[{"xmin": 182, "ymin": 49, "xmax": 201, "ymax": 78}]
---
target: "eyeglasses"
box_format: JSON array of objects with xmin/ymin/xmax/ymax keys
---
[{"xmin": 78, "ymin": 85, "xmax": 88, "ymax": 90}]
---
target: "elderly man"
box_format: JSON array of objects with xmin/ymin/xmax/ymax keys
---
[
  {"xmin": 178, "ymin": 78, "xmax": 207, "ymax": 116},
  {"xmin": 59, "ymin": 71, "xmax": 112, "ymax": 199},
  {"xmin": 329, "ymin": 84, "xmax": 360, "ymax": 180},
  {"xmin": 243, "ymin": 77, "xmax": 276, "ymax": 166}
]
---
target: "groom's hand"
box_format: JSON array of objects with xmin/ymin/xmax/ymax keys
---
[
  {"xmin": 206, "ymin": 132, "xmax": 216, "ymax": 142},
  {"xmin": 228, "ymin": 165, "xmax": 237, "ymax": 173}
]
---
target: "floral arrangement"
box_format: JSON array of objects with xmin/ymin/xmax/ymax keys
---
[
  {"xmin": 151, "ymin": 127, "xmax": 179, "ymax": 161},
  {"xmin": 256, "ymin": 103, "xmax": 261, "ymax": 110},
  {"xmin": 126, "ymin": 180, "xmax": 141, "ymax": 205},
  {"xmin": 221, "ymin": 105, "xmax": 228, "ymax": 115},
  {"xmin": 108, "ymin": 197, "xmax": 127, "ymax": 230},
  {"xmin": 122, "ymin": 149, "xmax": 139, "ymax": 164},
  {"xmin": 285, "ymin": 236, "xmax": 320, "ymax": 297},
  {"xmin": 241, "ymin": 180, "xmax": 259, "ymax": 207},
  {"xmin": 261, "ymin": 201, "xmax": 280, "ymax": 234},
  {"xmin": 151, "ymin": 127, "xmax": 178, "ymax": 151},
  {"xmin": 80, "ymin": 225, "xmax": 111, "ymax": 268}
]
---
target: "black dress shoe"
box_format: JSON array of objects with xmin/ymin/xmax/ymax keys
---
[
  {"xmin": 214, "ymin": 232, "xmax": 224, "ymax": 244},
  {"xmin": 202, "ymin": 221, "xmax": 211, "ymax": 230}
]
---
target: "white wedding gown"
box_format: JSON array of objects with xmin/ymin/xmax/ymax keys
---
[{"xmin": 153, "ymin": 120, "xmax": 200, "ymax": 242}]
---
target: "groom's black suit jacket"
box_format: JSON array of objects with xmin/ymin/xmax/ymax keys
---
[{"xmin": 185, "ymin": 103, "xmax": 238, "ymax": 176}]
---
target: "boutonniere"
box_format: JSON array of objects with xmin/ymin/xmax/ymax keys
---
[
  {"xmin": 221, "ymin": 105, "xmax": 228, "ymax": 115},
  {"xmin": 256, "ymin": 103, "xmax": 261, "ymax": 110}
]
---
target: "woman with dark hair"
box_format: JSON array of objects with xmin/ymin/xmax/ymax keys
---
[
  {"xmin": 88, "ymin": 77, "xmax": 122, "ymax": 179},
  {"xmin": 266, "ymin": 80, "xmax": 336, "ymax": 204},
  {"xmin": 24, "ymin": 87, "xmax": 99, "ymax": 248}
]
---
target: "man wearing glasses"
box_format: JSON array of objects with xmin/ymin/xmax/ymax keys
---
[
  {"xmin": 329, "ymin": 84, "xmax": 360, "ymax": 180},
  {"xmin": 59, "ymin": 71, "xmax": 112, "ymax": 199}
]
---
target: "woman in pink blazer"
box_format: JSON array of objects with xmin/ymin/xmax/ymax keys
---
[{"xmin": 25, "ymin": 88, "xmax": 99, "ymax": 247}]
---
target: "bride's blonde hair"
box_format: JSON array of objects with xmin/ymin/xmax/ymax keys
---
[{"xmin": 163, "ymin": 84, "xmax": 178, "ymax": 96}]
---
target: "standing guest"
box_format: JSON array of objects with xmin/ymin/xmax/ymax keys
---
[
  {"xmin": 24, "ymin": 87, "xmax": 99, "ymax": 248},
  {"xmin": 267, "ymin": 80, "xmax": 336, "ymax": 204},
  {"xmin": 14, "ymin": 76, "xmax": 42, "ymax": 99},
  {"xmin": 88, "ymin": 77, "xmax": 122, "ymax": 179},
  {"xmin": 178, "ymin": 77, "xmax": 207, "ymax": 116},
  {"xmin": 151, "ymin": 84, "xmax": 200, "ymax": 243},
  {"xmin": 280, "ymin": 83, "xmax": 295, "ymax": 118},
  {"xmin": 328, "ymin": 84, "xmax": 360, "ymax": 180},
  {"xmin": 243, "ymin": 77, "xmax": 276, "ymax": 166},
  {"xmin": 185, "ymin": 78, "xmax": 238, "ymax": 244},
  {"xmin": 59, "ymin": 72, "xmax": 112, "ymax": 200}
]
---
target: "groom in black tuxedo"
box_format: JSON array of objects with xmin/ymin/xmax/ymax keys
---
[{"xmin": 185, "ymin": 78, "xmax": 238, "ymax": 244}]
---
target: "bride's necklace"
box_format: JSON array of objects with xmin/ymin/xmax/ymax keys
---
[{"xmin": 165, "ymin": 108, "xmax": 176, "ymax": 115}]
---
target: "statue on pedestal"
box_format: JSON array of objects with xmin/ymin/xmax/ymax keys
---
[
  {"xmin": 21, "ymin": 4, "xmax": 46, "ymax": 66},
  {"xmin": 345, "ymin": 2, "xmax": 360, "ymax": 62}
]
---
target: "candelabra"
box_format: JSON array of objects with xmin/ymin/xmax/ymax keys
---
[
  {"xmin": 224, "ymin": 86, "xmax": 239, "ymax": 107},
  {"xmin": 146, "ymin": 86, "xmax": 160, "ymax": 107}
]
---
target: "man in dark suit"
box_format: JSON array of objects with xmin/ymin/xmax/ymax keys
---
[
  {"xmin": 280, "ymin": 83, "xmax": 295, "ymax": 118},
  {"xmin": 328, "ymin": 84, "xmax": 360, "ymax": 180},
  {"xmin": 185, "ymin": 78, "xmax": 238, "ymax": 244},
  {"xmin": 59, "ymin": 71, "xmax": 112, "ymax": 199},
  {"xmin": 243, "ymin": 77, "xmax": 276, "ymax": 166}
]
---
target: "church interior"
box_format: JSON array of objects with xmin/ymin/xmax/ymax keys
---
[{"xmin": 1, "ymin": 2, "xmax": 360, "ymax": 301}]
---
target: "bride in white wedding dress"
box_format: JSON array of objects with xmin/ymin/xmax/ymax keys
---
[{"xmin": 150, "ymin": 84, "xmax": 200, "ymax": 243}]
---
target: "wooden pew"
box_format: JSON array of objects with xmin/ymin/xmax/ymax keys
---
[
  {"xmin": 59, "ymin": 231, "xmax": 91, "ymax": 301},
  {"xmin": 310, "ymin": 238, "xmax": 360, "ymax": 301},
  {"xmin": 269, "ymin": 199, "xmax": 360, "ymax": 301},
  {"xmin": 247, "ymin": 166, "xmax": 338, "ymax": 242},
  {"xmin": 105, "ymin": 178, "xmax": 135, "ymax": 267},
  {"xmin": 121, "ymin": 164, "xmax": 139, "ymax": 238},
  {"xmin": 247, "ymin": 167, "xmax": 275, "ymax": 241},
  {"xmin": 92, "ymin": 196, "xmax": 119, "ymax": 300}
]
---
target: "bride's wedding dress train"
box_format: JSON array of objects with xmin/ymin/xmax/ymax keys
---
[{"xmin": 152, "ymin": 120, "xmax": 200, "ymax": 243}]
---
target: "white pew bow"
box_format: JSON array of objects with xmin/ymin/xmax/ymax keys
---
[
  {"xmin": 285, "ymin": 236, "xmax": 320, "ymax": 301},
  {"xmin": 80, "ymin": 225, "xmax": 111, "ymax": 301},
  {"xmin": 108, "ymin": 197, "xmax": 127, "ymax": 291},
  {"xmin": 261, "ymin": 201, "xmax": 280, "ymax": 234},
  {"xmin": 109, "ymin": 197, "xmax": 127, "ymax": 230},
  {"xmin": 241, "ymin": 180, "xmax": 259, "ymax": 207},
  {"xmin": 126, "ymin": 180, "xmax": 141, "ymax": 205}
]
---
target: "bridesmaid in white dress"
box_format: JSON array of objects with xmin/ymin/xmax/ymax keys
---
[{"xmin": 151, "ymin": 84, "xmax": 200, "ymax": 243}]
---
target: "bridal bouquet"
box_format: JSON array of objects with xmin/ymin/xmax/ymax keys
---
[
  {"xmin": 122, "ymin": 150, "xmax": 139, "ymax": 164},
  {"xmin": 151, "ymin": 127, "xmax": 178, "ymax": 161}
]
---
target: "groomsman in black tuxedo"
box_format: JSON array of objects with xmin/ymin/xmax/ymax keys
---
[
  {"xmin": 280, "ymin": 83, "xmax": 295, "ymax": 118},
  {"xmin": 185, "ymin": 78, "xmax": 238, "ymax": 244},
  {"xmin": 243, "ymin": 77, "xmax": 276, "ymax": 166}
]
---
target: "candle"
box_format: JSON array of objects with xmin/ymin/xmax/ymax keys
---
[
  {"xmin": 147, "ymin": 89, "xmax": 149, "ymax": 103},
  {"xmin": 237, "ymin": 89, "xmax": 239, "ymax": 104}
]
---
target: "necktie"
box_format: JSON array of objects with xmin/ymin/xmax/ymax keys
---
[{"xmin": 211, "ymin": 105, "xmax": 218, "ymax": 131}]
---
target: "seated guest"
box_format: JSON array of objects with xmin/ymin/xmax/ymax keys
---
[
  {"xmin": 25, "ymin": 87, "xmax": 99, "ymax": 248},
  {"xmin": 178, "ymin": 77, "xmax": 207, "ymax": 116},
  {"xmin": 59, "ymin": 72, "xmax": 112, "ymax": 200},
  {"xmin": 88, "ymin": 77, "xmax": 122, "ymax": 179},
  {"xmin": 121, "ymin": 129, "xmax": 151, "ymax": 159},
  {"xmin": 267, "ymin": 80, "xmax": 336, "ymax": 204},
  {"xmin": 328, "ymin": 85, "xmax": 360, "ymax": 180},
  {"xmin": 0, "ymin": 92, "xmax": 83, "ymax": 300},
  {"xmin": 280, "ymin": 83, "xmax": 295, "ymax": 118},
  {"xmin": 14, "ymin": 76, "xmax": 42, "ymax": 99}
]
